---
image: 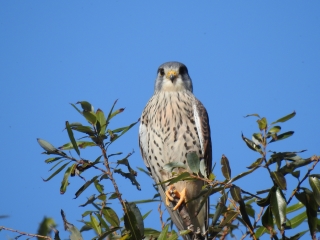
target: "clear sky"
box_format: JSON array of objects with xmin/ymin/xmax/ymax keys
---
[{"xmin": 1, "ymin": 1, "xmax": 319, "ymax": 239}]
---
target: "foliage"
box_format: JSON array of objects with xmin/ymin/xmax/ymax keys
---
[{"xmin": 1, "ymin": 102, "xmax": 319, "ymax": 240}]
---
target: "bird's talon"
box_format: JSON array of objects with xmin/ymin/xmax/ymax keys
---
[{"xmin": 172, "ymin": 188, "xmax": 186, "ymax": 211}]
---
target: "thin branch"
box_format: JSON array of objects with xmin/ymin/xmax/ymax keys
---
[
  {"xmin": 0, "ymin": 226, "xmax": 51, "ymax": 239},
  {"xmin": 287, "ymin": 155, "xmax": 320, "ymax": 205}
]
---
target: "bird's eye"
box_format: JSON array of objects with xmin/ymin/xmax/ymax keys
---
[
  {"xmin": 179, "ymin": 66, "xmax": 188, "ymax": 75},
  {"xmin": 158, "ymin": 68, "xmax": 165, "ymax": 76}
]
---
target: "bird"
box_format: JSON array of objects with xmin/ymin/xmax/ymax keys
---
[{"xmin": 139, "ymin": 62, "xmax": 212, "ymax": 240}]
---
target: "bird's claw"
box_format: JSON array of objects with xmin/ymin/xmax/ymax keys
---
[{"xmin": 165, "ymin": 186, "xmax": 187, "ymax": 211}]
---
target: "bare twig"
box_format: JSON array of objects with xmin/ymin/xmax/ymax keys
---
[
  {"xmin": 158, "ymin": 202, "xmax": 165, "ymax": 229},
  {"xmin": 0, "ymin": 226, "xmax": 51, "ymax": 239}
]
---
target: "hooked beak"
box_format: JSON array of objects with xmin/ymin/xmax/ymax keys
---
[{"xmin": 166, "ymin": 70, "xmax": 178, "ymax": 82}]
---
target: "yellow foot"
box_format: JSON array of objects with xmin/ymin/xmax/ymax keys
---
[
  {"xmin": 173, "ymin": 187, "xmax": 186, "ymax": 211},
  {"xmin": 165, "ymin": 186, "xmax": 187, "ymax": 211}
]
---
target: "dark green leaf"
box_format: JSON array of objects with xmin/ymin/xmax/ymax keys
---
[
  {"xmin": 271, "ymin": 171, "xmax": 287, "ymax": 190},
  {"xmin": 256, "ymin": 190, "xmax": 271, "ymax": 207},
  {"xmin": 79, "ymin": 194, "xmax": 96, "ymax": 207},
  {"xmin": 241, "ymin": 134, "xmax": 263, "ymax": 153},
  {"xmin": 230, "ymin": 186, "xmax": 242, "ymax": 202},
  {"xmin": 254, "ymin": 226, "xmax": 268, "ymax": 239},
  {"xmin": 269, "ymin": 131, "xmax": 294, "ymax": 143},
  {"xmin": 60, "ymin": 164, "xmax": 76, "ymax": 194},
  {"xmin": 77, "ymin": 101, "xmax": 93, "ymax": 112},
  {"xmin": 270, "ymin": 187, "xmax": 287, "ymax": 230},
  {"xmin": 102, "ymin": 207, "xmax": 120, "ymax": 227},
  {"xmin": 187, "ymin": 151, "xmax": 200, "ymax": 174},
  {"xmin": 309, "ymin": 176, "xmax": 320, "ymax": 206},
  {"xmin": 220, "ymin": 155, "xmax": 231, "ymax": 180},
  {"xmin": 74, "ymin": 176, "xmax": 99, "ymax": 199},
  {"xmin": 123, "ymin": 201, "xmax": 142, "ymax": 239},
  {"xmin": 128, "ymin": 202, "xmax": 144, "ymax": 237},
  {"xmin": 292, "ymin": 170, "xmax": 300, "ymax": 179},
  {"xmin": 66, "ymin": 121, "xmax": 80, "ymax": 156},
  {"xmin": 96, "ymin": 109, "xmax": 107, "ymax": 135},
  {"xmin": 244, "ymin": 113, "xmax": 260, "ymax": 118},
  {"xmin": 97, "ymin": 227, "xmax": 121, "ymax": 240},
  {"xmin": 211, "ymin": 191, "xmax": 227, "ymax": 226},
  {"xmin": 239, "ymin": 201, "xmax": 253, "ymax": 230},
  {"xmin": 162, "ymin": 162, "xmax": 186, "ymax": 172},
  {"xmin": 247, "ymin": 158, "xmax": 263, "ymax": 169},
  {"xmin": 70, "ymin": 125, "xmax": 94, "ymax": 135},
  {"xmin": 45, "ymin": 157, "xmax": 63, "ymax": 163},
  {"xmin": 257, "ymin": 117, "xmax": 267, "ymax": 131},
  {"xmin": 42, "ymin": 161, "xmax": 71, "ymax": 182},
  {"xmin": 287, "ymin": 230, "xmax": 308, "ymax": 240},
  {"xmin": 262, "ymin": 206, "xmax": 273, "ymax": 231},
  {"xmin": 252, "ymin": 133, "xmax": 263, "ymax": 144},
  {"xmin": 271, "ymin": 111, "xmax": 296, "ymax": 125}
]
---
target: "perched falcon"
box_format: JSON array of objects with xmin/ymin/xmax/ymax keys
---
[{"xmin": 139, "ymin": 62, "xmax": 212, "ymax": 240}]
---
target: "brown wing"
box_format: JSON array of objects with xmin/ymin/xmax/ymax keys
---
[{"xmin": 194, "ymin": 98, "xmax": 212, "ymax": 176}]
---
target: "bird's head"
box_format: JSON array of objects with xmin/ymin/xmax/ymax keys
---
[{"xmin": 154, "ymin": 62, "xmax": 193, "ymax": 93}]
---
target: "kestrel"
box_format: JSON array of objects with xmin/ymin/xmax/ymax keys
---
[{"xmin": 139, "ymin": 62, "xmax": 212, "ymax": 240}]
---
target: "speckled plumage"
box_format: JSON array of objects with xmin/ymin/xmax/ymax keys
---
[{"xmin": 139, "ymin": 62, "xmax": 212, "ymax": 240}]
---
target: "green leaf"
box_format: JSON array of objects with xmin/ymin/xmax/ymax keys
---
[
  {"xmin": 162, "ymin": 162, "xmax": 186, "ymax": 172},
  {"xmin": 211, "ymin": 191, "xmax": 227, "ymax": 226},
  {"xmin": 66, "ymin": 121, "xmax": 80, "ymax": 156},
  {"xmin": 241, "ymin": 134, "xmax": 263, "ymax": 153},
  {"xmin": 287, "ymin": 201, "xmax": 304, "ymax": 214},
  {"xmin": 220, "ymin": 155, "xmax": 231, "ymax": 180},
  {"xmin": 262, "ymin": 206, "xmax": 273, "ymax": 231},
  {"xmin": 256, "ymin": 190, "xmax": 271, "ymax": 207},
  {"xmin": 128, "ymin": 202, "xmax": 144, "ymax": 237},
  {"xmin": 309, "ymin": 176, "xmax": 320, "ymax": 206},
  {"xmin": 45, "ymin": 157, "xmax": 63, "ymax": 163},
  {"xmin": 254, "ymin": 226, "xmax": 268, "ymax": 239},
  {"xmin": 219, "ymin": 210, "xmax": 238, "ymax": 227},
  {"xmin": 96, "ymin": 109, "xmax": 107, "ymax": 135},
  {"xmin": 59, "ymin": 141, "xmax": 96, "ymax": 150},
  {"xmin": 97, "ymin": 228, "xmax": 121, "ymax": 240},
  {"xmin": 271, "ymin": 111, "xmax": 296, "ymax": 125},
  {"xmin": 252, "ymin": 133, "xmax": 263, "ymax": 144},
  {"xmin": 158, "ymin": 172, "xmax": 191, "ymax": 185},
  {"xmin": 157, "ymin": 224, "xmax": 169, "ymax": 240},
  {"xmin": 244, "ymin": 113, "xmax": 260, "ymax": 118},
  {"xmin": 108, "ymin": 119, "xmax": 139, "ymax": 143},
  {"xmin": 187, "ymin": 151, "xmax": 200, "ymax": 174},
  {"xmin": 230, "ymin": 186, "xmax": 241, "ymax": 202},
  {"xmin": 268, "ymin": 126, "xmax": 281, "ymax": 134},
  {"xmin": 123, "ymin": 201, "xmax": 142, "ymax": 239},
  {"xmin": 270, "ymin": 187, "xmax": 287, "ymax": 230},
  {"xmin": 70, "ymin": 103, "xmax": 83, "ymax": 115},
  {"xmin": 90, "ymin": 214, "xmax": 101, "ymax": 236},
  {"xmin": 70, "ymin": 125, "xmax": 95, "ymax": 135},
  {"xmin": 94, "ymin": 179, "xmax": 104, "ymax": 194},
  {"xmin": 77, "ymin": 101, "xmax": 93, "ymax": 112},
  {"xmin": 83, "ymin": 111, "xmax": 97, "ymax": 125},
  {"xmin": 108, "ymin": 108, "xmax": 125, "ymax": 121},
  {"xmin": 257, "ymin": 117, "xmax": 267, "ymax": 131},
  {"xmin": 271, "ymin": 171, "xmax": 287, "ymax": 190},
  {"xmin": 60, "ymin": 164, "xmax": 76, "ymax": 194},
  {"xmin": 42, "ymin": 161, "xmax": 71, "ymax": 182},
  {"xmin": 247, "ymin": 158, "xmax": 263, "ymax": 169},
  {"xmin": 102, "ymin": 207, "xmax": 120, "ymax": 227},
  {"xmin": 74, "ymin": 176, "xmax": 99, "ymax": 199},
  {"xmin": 228, "ymin": 166, "xmax": 259, "ymax": 183},
  {"xmin": 269, "ymin": 131, "xmax": 294, "ymax": 143},
  {"xmin": 288, "ymin": 211, "xmax": 307, "ymax": 229}
]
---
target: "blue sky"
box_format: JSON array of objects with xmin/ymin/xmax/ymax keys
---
[{"xmin": 1, "ymin": 1, "xmax": 319, "ymax": 239}]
